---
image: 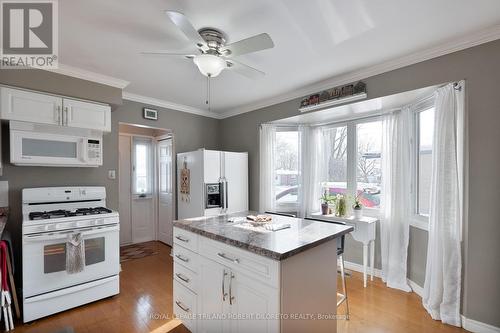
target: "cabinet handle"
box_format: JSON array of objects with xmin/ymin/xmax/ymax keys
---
[
  {"xmin": 217, "ymin": 252, "xmax": 239, "ymax": 264},
  {"xmin": 229, "ymin": 272, "xmax": 235, "ymax": 305},
  {"xmin": 175, "ymin": 273, "xmax": 190, "ymax": 283},
  {"xmin": 56, "ymin": 105, "xmax": 62, "ymax": 125},
  {"xmin": 222, "ymin": 270, "xmax": 228, "ymax": 301},
  {"xmin": 175, "ymin": 235, "xmax": 189, "ymax": 243},
  {"xmin": 64, "ymin": 106, "xmax": 69, "ymax": 126},
  {"xmin": 175, "ymin": 254, "xmax": 189, "ymax": 263},
  {"xmin": 175, "ymin": 300, "xmax": 190, "ymax": 313}
]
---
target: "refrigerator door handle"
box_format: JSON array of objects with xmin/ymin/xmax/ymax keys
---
[
  {"xmin": 225, "ymin": 180, "xmax": 229, "ymax": 212},
  {"xmin": 219, "ymin": 180, "xmax": 225, "ymax": 212}
]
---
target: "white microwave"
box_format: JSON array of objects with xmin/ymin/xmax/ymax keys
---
[{"xmin": 10, "ymin": 121, "xmax": 103, "ymax": 167}]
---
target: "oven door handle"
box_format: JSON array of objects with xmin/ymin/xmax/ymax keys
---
[{"xmin": 24, "ymin": 224, "xmax": 119, "ymax": 242}]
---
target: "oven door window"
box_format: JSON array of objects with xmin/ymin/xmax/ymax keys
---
[
  {"xmin": 43, "ymin": 237, "xmax": 106, "ymax": 274},
  {"xmin": 22, "ymin": 138, "xmax": 77, "ymax": 158}
]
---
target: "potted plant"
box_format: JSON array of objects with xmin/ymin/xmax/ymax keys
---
[
  {"xmin": 320, "ymin": 190, "xmax": 331, "ymax": 215},
  {"xmin": 335, "ymin": 194, "xmax": 347, "ymax": 217},
  {"xmin": 352, "ymin": 194, "xmax": 363, "ymax": 219}
]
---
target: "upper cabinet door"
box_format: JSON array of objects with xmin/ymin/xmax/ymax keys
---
[
  {"xmin": 0, "ymin": 87, "xmax": 62, "ymax": 125},
  {"xmin": 63, "ymin": 98, "xmax": 111, "ymax": 132}
]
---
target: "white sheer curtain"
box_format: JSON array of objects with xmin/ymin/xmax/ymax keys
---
[
  {"xmin": 259, "ymin": 124, "xmax": 276, "ymax": 212},
  {"xmin": 380, "ymin": 108, "xmax": 412, "ymax": 292},
  {"xmin": 298, "ymin": 126, "xmax": 325, "ymax": 217},
  {"xmin": 423, "ymin": 81, "xmax": 464, "ymax": 327}
]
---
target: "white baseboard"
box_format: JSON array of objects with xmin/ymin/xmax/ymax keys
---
[
  {"xmin": 462, "ymin": 316, "xmax": 500, "ymax": 333},
  {"xmin": 344, "ymin": 260, "xmax": 382, "ymax": 278},
  {"xmin": 343, "ymin": 261, "xmax": 500, "ymax": 333},
  {"xmin": 344, "ymin": 260, "xmax": 423, "ymax": 296}
]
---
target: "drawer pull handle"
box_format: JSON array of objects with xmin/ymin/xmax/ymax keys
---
[
  {"xmin": 176, "ymin": 273, "xmax": 190, "ymax": 283},
  {"xmin": 175, "ymin": 235, "xmax": 189, "ymax": 243},
  {"xmin": 175, "ymin": 300, "xmax": 190, "ymax": 313},
  {"xmin": 175, "ymin": 254, "xmax": 189, "ymax": 263},
  {"xmin": 222, "ymin": 270, "xmax": 228, "ymax": 301},
  {"xmin": 217, "ymin": 252, "xmax": 239, "ymax": 264}
]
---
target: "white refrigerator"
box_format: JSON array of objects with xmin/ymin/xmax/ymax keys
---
[{"xmin": 177, "ymin": 149, "xmax": 248, "ymax": 219}]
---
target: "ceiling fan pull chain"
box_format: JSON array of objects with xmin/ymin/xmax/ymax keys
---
[{"xmin": 206, "ymin": 74, "xmax": 211, "ymax": 111}]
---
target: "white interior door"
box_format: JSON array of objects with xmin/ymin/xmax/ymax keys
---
[
  {"xmin": 118, "ymin": 135, "xmax": 132, "ymax": 245},
  {"xmin": 157, "ymin": 138, "xmax": 173, "ymax": 246}
]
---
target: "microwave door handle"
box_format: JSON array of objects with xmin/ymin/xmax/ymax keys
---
[{"xmin": 79, "ymin": 139, "xmax": 88, "ymax": 162}]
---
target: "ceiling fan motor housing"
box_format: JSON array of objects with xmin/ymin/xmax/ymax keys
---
[{"xmin": 198, "ymin": 28, "xmax": 228, "ymax": 54}]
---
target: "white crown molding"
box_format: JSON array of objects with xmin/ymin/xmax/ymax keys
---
[
  {"xmin": 218, "ymin": 24, "xmax": 500, "ymax": 119},
  {"xmin": 122, "ymin": 92, "xmax": 222, "ymax": 119},
  {"xmin": 47, "ymin": 63, "xmax": 130, "ymax": 89}
]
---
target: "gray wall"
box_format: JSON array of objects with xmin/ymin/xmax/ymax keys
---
[
  {"xmin": 0, "ymin": 70, "xmax": 220, "ymax": 286},
  {"xmin": 220, "ymin": 39, "xmax": 500, "ymax": 327}
]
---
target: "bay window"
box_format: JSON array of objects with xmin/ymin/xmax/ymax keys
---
[
  {"xmin": 274, "ymin": 128, "xmax": 300, "ymax": 212},
  {"xmin": 411, "ymin": 106, "xmax": 435, "ymax": 228},
  {"xmin": 322, "ymin": 118, "xmax": 382, "ymax": 215}
]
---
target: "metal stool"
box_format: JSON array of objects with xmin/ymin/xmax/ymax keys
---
[
  {"xmin": 305, "ymin": 217, "xmax": 349, "ymax": 319},
  {"xmin": 264, "ymin": 211, "xmax": 296, "ymax": 218}
]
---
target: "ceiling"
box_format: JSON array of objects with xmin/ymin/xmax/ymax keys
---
[
  {"xmin": 59, "ymin": 0, "xmax": 500, "ymax": 117},
  {"xmin": 272, "ymin": 85, "xmax": 438, "ymax": 125}
]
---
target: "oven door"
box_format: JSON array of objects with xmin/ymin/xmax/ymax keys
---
[{"xmin": 22, "ymin": 224, "xmax": 119, "ymax": 298}]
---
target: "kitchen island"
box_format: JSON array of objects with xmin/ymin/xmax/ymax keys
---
[{"xmin": 172, "ymin": 212, "xmax": 353, "ymax": 333}]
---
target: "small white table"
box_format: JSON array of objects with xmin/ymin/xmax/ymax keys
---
[{"xmin": 311, "ymin": 213, "xmax": 378, "ymax": 287}]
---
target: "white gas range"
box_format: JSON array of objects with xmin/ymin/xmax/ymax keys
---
[{"xmin": 22, "ymin": 186, "xmax": 120, "ymax": 323}]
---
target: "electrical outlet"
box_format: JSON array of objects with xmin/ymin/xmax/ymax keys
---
[{"xmin": 108, "ymin": 170, "xmax": 116, "ymax": 180}]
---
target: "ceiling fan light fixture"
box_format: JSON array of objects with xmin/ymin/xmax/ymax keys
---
[{"xmin": 193, "ymin": 54, "xmax": 226, "ymax": 77}]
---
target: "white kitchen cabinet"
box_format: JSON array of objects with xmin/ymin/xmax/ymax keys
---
[
  {"xmin": 64, "ymin": 98, "xmax": 111, "ymax": 132},
  {"xmin": 173, "ymin": 226, "xmax": 341, "ymax": 333},
  {"xmin": 0, "ymin": 87, "xmax": 62, "ymax": 125},
  {"xmin": 197, "ymin": 255, "xmax": 279, "ymax": 333},
  {"xmin": 0, "ymin": 87, "xmax": 111, "ymax": 132},
  {"xmin": 198, "ymin": 256, "xmax": 229, "ymax": 333},
  {"xmin": 228, "ymin": 270, "xmax": 280, "ymax": 333}
]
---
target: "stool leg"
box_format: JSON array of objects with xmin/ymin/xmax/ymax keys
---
[{"xmin": 339, "ymin": 253, "xmax": 349, "ymax": 320}]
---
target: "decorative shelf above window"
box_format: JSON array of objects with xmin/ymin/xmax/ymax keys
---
[
  {"xmin": 298, "ymin": 80, "xmax": 368, "ymax": 113},
  {"xmin": 298, "ymin": 92, "xmax": 367, "ymax": 113}
]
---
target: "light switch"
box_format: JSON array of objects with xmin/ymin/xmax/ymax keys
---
[{"xmin": 108, "ymin": 170, "xmax": 116, "ymax": 180}]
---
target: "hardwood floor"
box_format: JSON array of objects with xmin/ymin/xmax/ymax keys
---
[
  {"xmin": 14, "ymin": 241, "xmax": 467, "ymax": 333},
  {"xmin": 336, "ymin": 272, "xmax": 467, "ymax": 333}
]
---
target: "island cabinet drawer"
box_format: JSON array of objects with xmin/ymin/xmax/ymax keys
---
[
  {"xmin": 173, "ymin": 280, "xmax": 197, "ymax": 332},
  {"xmin": 173, "ymin": 227, "xmax": 198, "ymax": 252},
  {"xmin": 173, "ymin": 246, "xmax": 199, "ymax": 273},
  {"xmin": 174, "ymin": 262, "xmax": 198, "ymax": 294},
  {"xmin": 199, "ymin": 237, "xmax": 280, "ymax": 288}
]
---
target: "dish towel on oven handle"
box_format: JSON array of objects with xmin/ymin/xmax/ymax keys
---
[{"xmin": 66, "ymin": 233, "xmax": 85, "ymax": 274}]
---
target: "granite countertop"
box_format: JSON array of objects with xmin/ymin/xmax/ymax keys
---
[{"xmin": 174, "ymin": 211, "xmax": 353, "ymax": 260}]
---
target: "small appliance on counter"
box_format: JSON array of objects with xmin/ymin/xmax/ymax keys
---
[{"xmin": 21, "ymin": 186, "xmax": 120, "ymax": 322}]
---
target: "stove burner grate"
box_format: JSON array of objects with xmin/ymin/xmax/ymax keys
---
[{"xmin": 29, "ymin": 207, "xmax": 113, "ymax": 220}]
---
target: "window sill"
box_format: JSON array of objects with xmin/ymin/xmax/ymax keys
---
[{"xmin": 410, "ymin": 219, "xmax": 429, "ymax": 231}]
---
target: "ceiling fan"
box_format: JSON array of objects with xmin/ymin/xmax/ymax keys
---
[{"xmin": 142, "ymin": 11, "xmax": 275, "ymax": 79}]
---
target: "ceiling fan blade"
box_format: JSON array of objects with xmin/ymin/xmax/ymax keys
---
[
  {"xmin": 165, "ymin": 11, "xmax": 206, "ymax": 48},
  {"xmin": 222, "ymin": 33, "xmax": 274, "ymax": 57},
  {"xmin": 226, "ymin": 59, "xmax": 265, "ymax": 79},
  {"xmin": 141, "ymin": 51, "xmax": 195, "ymax": 59}
]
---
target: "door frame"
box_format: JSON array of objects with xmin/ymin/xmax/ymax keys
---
[{"xmin": 155, "ymin": 133, "xmax": 175, "ymax": 246}]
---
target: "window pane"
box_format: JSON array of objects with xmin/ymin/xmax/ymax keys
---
[
  {"xmin": 133, "ymin": 138, "xmax": 152, "ymax": 195},
  {"xmin": 418, "ymin": 108, "xmax": 435, "ymax": 216},
  {"xmin": 274, "ymin": 131, "xmax": 299, "ymax": 208},
  {"xmin": 357, "ymin": 121, "xmax": 382, "ymax": 208},
  {"xmin": 324, "ymin": 126, "xmax": 348, "ymax": 198}
]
